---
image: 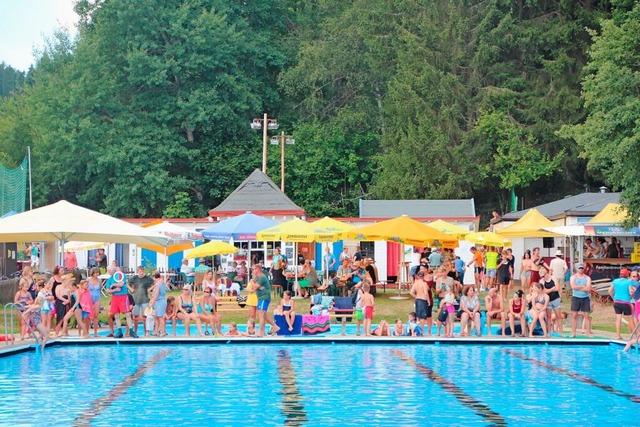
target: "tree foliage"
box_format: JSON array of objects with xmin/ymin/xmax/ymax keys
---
[
  {"xmin": 0, "ymin": 0, "xmax": 625, "ymax": 220},
  {"xmin": 560, "ymin": 1, "xmax": 640, "ymax": 223}
]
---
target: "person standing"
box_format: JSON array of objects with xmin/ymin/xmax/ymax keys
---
[
  {"xmin": 148, "ymin": 271, "xmax": 168, "ymax": 337},
  {"xmin": 569, "ymin": 263, "xmax": 592, "ymax": 338},
  {"xmin": 540, "ymin": 266, "xmax": 562, "ymax": 336},
  {"xmin": 483, "ymin": 247, "xmax": 499, "ymax": 291},
  {"xmin": 428, "ymin": 248, "xmax": 442, "ymax": 270},
  {"xmin": 339, "ymin": 247, "xmax": 351, "ymax": 263},
  {"xmin": 496, "ymin": 250, "xmax": 511, "ymax": 302},
  {"xmin": 549, "ymin": 250, "xmax": 568, "ymax": 295},
  {"xmin": 361, "ymin": 281, "xmax": 375, "ymax": 336},
  {"xmin": 609, "ymin": 268, "xmax": 636, "ymax": 340},
  {"xmin": 29, "ymin": 242, "xmax": 40, "ymax": 271},
  {"xmin": 87, "ymin": 267, "xmax": 102, "ymax": 337},
  {"xmin": 254, "ymin": 264, "xmax": 279, "ymax": 336},
  {"xmin": 128, "ymin": 266, "xmax": 154, "ymax": 336},
  {"xmin": 106, "ymin": 265, "xmax": 137, "ymax": 339},
  {"xmin": 272, "ymin": 247, "xmax": 287, "ymax": 267},
  {"xmin": 410, "ymin": 271, "xmax": 433, "ymax": 336},
  {"xmin": 63, "ymin": 250, "xmax": 78, "ymax": 272},
  {"xmin": 94, "ymin": 248, "xmax": 108, "ymax": 271},
  {"xmin": 323, "ymin": 246, "xmax": 337, "ymax": 278},
  {"xmin": 467, "ymin": 247, "xmax": 484, "ymax": 292}
]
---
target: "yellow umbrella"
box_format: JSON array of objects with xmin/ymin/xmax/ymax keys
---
[
  {"xmin": 428, "ymin": 219, "xmax": 471, "ymax": 239},
  {"xmin": 256, "ymin": 218, "xmax": 334, "ymax": 242},
  {"xmin": 464, "ymin": 232, "xmax": 512, "ymax": 247},
  {"xmin": 348, "ymin": 215, "xmax": 458, "ymax": 247},
  {"xmin": 186, "ymin": 241, "xmax": 239, "ymax": 259},
  {"xmin": 311, "ymin": 217, "xmax": 355, "ymax": 241}
]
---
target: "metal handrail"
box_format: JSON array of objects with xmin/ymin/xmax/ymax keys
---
[
  {"xmin": 3, "ymin": 303, "xmax": 35, "ymax": 345},
  {"xmin": 3, "ymin": 303, "xmax": 17, "ymax": 345}
]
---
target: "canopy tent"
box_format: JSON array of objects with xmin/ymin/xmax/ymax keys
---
[
  {"xmin": 0, "ymin": 200, "xmax": 169, "ymax": 264},
  {"xmin": 61, "ymin": 241, "xmax": 108, "ymax": 252},
  {"xmin": 257, "ymin": 219, "xmax": 336, "ymax": 294},
  {"xmin": 310, "ymin": 217, "xmax": 355, "ymax": 241},
  {"xmin": 427, "ymin": 219, "xmax": 471, "ymax": 239},
  {"xmin": 138, "ymin": 220, "xmax": 203, "ymax": 256},
  {"xmin": 464, "ymin": 232, "xmax": 512, "ymax": 247},
  {"xmin": 348, "ymin": 215, "xmax": 458, "ymax": 299},
  {"xmin": 186, "ymin": 241, "xmax": 239, "ymax": 259},
  {"xmin": 348, "ymin": 215, "xmax": 457, "ymax": 247},
  {"xmin": 202, "ymin": 212, "xmax": 277, "ymax": 241},
  {"xmin": 256, "ymin": 218, "xmax": 335, "ymax": 243},
  {"xmin": 0, "ymin": 200, "xmax": 168, "ymax": 245},
  {"xmin": 589, "ymin": 203, "xmax": 628, "ymax": 224},
  {"xmin": 496, "ymin": 208, "xmax": 558, "ymax": 238}
]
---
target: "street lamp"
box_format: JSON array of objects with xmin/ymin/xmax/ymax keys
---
[
  {"xmin": 251, "ymin": 113, "xmax": 279, "ymax": 173},
  {"xmin": 270, "ymin": 132, "xmax": 295, "ymax": 191}
]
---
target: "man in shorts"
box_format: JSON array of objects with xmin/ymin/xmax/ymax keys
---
[
  {"xmin": 128, "ymin": 266, "xmax": 153, "ymax": 336},
  {"xmin": 106, "ymin": 265, "xmax": 137, "ymax": 339},
  {"xmin": 485, "ymin": 288, "xmax": 505, "ymax": 336},
  {"xmin": 467, "ymin": 247, "xmax": 484, "ymax": 292},
  {"xmin": 254, "ymin": 264, "xmax": 279, "ymax": 336},
  {"xmin": 410, "ymin": 271, "xmax": 433, "ymax": 336},
  {"xmin": 484, "ymin": 247, "xmax": 499, "ymax": 291},
  {"xmin": 569, "ymin": 263, "xmax": 592, "ymax": 338},
  {"xmin": 29, "ymin": 242, "xmax": 40, "ymax": 271}
]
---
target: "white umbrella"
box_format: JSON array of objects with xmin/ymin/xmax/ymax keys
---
[{"xmin": 0, "ymin": 200, "xmax": 169, "ymax": 263}]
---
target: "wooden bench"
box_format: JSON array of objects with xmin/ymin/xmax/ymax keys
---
[{"xmin": 216, "ymin": 296, "xmax": 248, "ymax": 312}]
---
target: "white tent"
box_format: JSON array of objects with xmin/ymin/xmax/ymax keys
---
[{"xmin": 0, "ymin": 200, "xmax": 169, "ymax": 247}]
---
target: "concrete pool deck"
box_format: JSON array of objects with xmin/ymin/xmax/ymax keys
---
[{"xmin": 0, "ymin": 331, "xmax": 631, "ymax": 357}]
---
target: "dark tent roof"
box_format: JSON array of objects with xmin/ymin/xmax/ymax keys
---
[
  {"xmin": 501, "ymin": 192, "xmax": 621, "ymax": 221},
  {"xmin": 208, "ymin": 169, "xmax": 305, "ymax": 217}
]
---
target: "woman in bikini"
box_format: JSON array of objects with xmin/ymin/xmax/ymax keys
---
[
  {"xmin": 14, "ymin": 280, "xmax": 34, "ymax": 339},
  {"xmin": 372, "ymin": 319, "xmax": 391, "ymax": 336},
  {"xmin": 176, "ymin": 284, "xmax": 202, "ymax": 337},
  {"xmin": 198, "ymin": 286, "xmax": 221, "ymax": 336},
  {"xmin": 528, "ymin": 282, "xmax": 549, "ymax": 338}
]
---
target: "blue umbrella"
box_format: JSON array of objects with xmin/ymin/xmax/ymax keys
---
[{"xmin": 202, "ymin": 212, "xmax": 277, "ymax": 240}]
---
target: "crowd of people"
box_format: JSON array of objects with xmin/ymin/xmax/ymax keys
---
[{"xmin": 10, "ymin": 242, "xmax": 640, "ymax": 349}]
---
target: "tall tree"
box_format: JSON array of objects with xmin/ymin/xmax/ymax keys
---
[{"xmin": 560, "ymin": 1, "xmax": 640, "ymax": 222}]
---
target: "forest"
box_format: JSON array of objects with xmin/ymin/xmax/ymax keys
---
[{"xmin": 0, "ymin": 0, "xmax": 638, "ymax": 222}]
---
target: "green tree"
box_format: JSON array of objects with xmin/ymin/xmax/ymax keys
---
[{"xmin": 560, "ymin": 2, "xmax": 640, "ymax": 222}]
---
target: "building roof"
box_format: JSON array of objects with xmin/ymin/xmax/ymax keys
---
[
  {"xmin": 501, "ymin": 192, "xmax": 621, "ymax": 221},
  {"xmin": 208, "ymin": 169, "xmax": 305, "ymax": 218},
  {"xmin": 359, "ymin": 199, "xmax": 476, "ymax": 219}
]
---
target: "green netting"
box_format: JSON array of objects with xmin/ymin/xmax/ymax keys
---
[{"xmin": 0, "ymin": 156, "xmax": 27, "ymax": 216}]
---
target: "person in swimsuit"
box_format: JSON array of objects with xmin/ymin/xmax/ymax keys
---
[
  {"xmin": 165, "ymin": 296, "xmax": 177, "ymax": 336},
  {"xmin": 54, "ymin": 274, "xmax": 74, "ymax": 337},
  {"xmin": 176, "ymin": 284, "xmax": 202, "ymax": 337},
  {"xmin": 485, "ymin": 287, "xmax": 506, "ymax": 337},
  {"xmin": 372, "ymin": 319, "xmax": 391, "ymax": 336},
  {"xmin": 520, "ymin": 250, "xmax": 533, "ymax": 293},
  {"xmin": 148, "ymin": 271, "xmax": 168, "ymax": 336},
  {"xmin": 507, "ymin": 289, "xmax": 527, "ymax": 337},
  {"xmin": 198, "ymin": 287, "xmax": 222, "ymax": 336},
  {"xmin": 609, "ymin": 268, "xmax": 636, "ymax": 340},
  {"xmin": 410, "ymin": 271, "xmax": 433, "ymax": 336},
  {"xmin": 528, "ymin": 282, "xmax": 549, "ymax": 337},
  {"xmin": 245, "ymin": 276, "xmax": 259, "ymax": 326},
  {"xmin": 540, "ymin": 266, "xmax": 562, "ymax": 336},
  {"xmin": 277, "ymin": 290, "xmax": 296, "ymax": 332},
  {"xmin": 225, "ymin": 322, "xmax": 241, "ymax": 337},
  {"xmin": 37, "ymin": 280, "xmax": 54, "ymax": 331},
  {"xmin": 87, "ymin": 267, "xmax": 102, "ymax": 337},
  {"xmin": 14, "ymin": 280, "xmax": 34, "ymax": 339},
  {"xmin": 21, "ymin": 294, "xmax": 48, "ymax": 351},
  {"xmin": 361, "ymin": 281, "xmax": 375, "ymax": 336},
  {"xmin": 459, "ymin": 286, "xmax": 481, "ymax": 337},
  {"xmin": 393, "ymin": 318, "xmax": 404, "ymax": 337}
]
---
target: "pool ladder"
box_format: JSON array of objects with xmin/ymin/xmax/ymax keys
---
[
  {"xmin": 2, "ymin": 303, "xmax": 35, "ymax": 345},
  {"xmin": 630, "ymin": 322, "xmax": 640, "ymax": 355}
]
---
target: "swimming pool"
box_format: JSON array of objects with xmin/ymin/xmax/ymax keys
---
[{"xmin": 0, "ymin": 343, "xmax": 637, "ymax": 425}]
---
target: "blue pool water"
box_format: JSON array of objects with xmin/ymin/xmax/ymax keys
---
[
  {"xmin": 101, "ymin": 323, "xmax": 502, "ymax": 337},
  {"xmin": 0, "ymin": 344, "xmax": 638, "ymax": 426}
]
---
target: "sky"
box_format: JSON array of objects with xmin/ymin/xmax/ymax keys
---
[{"xmin": 0, "ymin": 0, "xmax": 79, "ymax": 71}]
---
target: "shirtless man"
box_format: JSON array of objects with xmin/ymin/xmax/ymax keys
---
[
  {"xmin": 485, "ymin": 287, "xmax": 506, "ymax": 336},
  {"xmin": 410, "ymin": 271, "xmax": 433, "ymax": 336}
]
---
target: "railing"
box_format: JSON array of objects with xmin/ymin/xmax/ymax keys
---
[{"xmin": 2, "ymin": 303, "xmax": 35, "ymax": 346}]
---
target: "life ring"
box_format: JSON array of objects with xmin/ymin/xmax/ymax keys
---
[{"xmin": 113, "ymin": 271, "xmax": 125, "ymax": 283}]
